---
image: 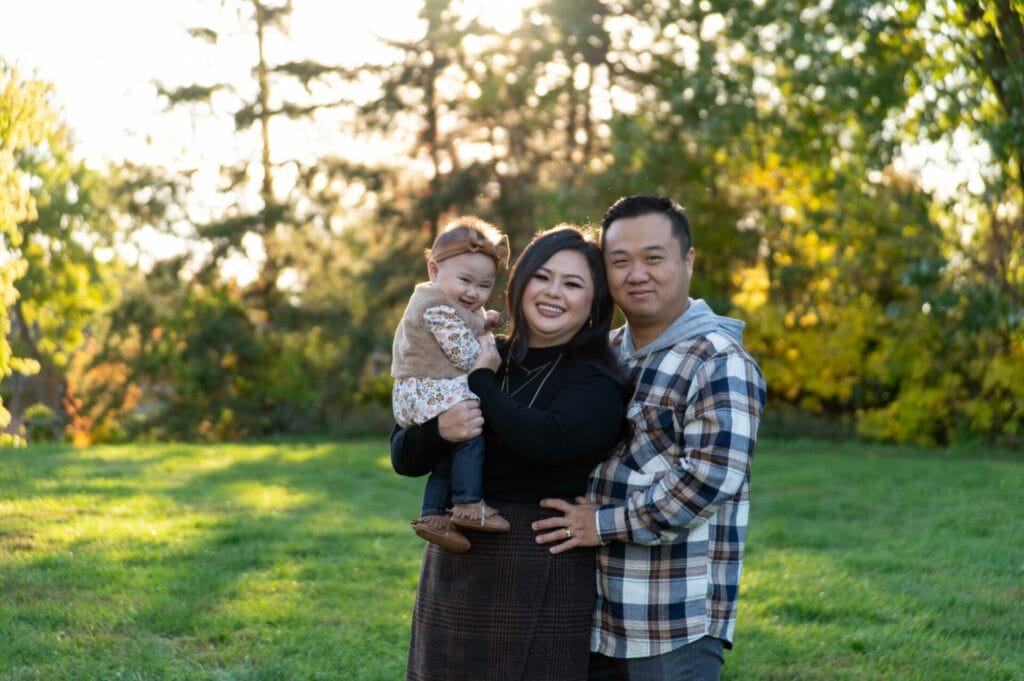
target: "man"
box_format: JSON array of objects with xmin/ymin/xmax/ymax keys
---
[{"xmin": 532, "ymin": 194, "xmax": 766, "ymax": 680}]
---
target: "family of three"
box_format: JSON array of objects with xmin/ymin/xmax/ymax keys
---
[{"xmin": 390, "ymin": 194, "xmax": 767, "ymax": 681}]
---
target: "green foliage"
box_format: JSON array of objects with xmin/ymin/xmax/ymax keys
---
[
  {"xmin": 858, "ymin": 279, "xmax": 1024, "ymax": 447},
  {"xmin": 908, "ymin": 0, "xmax": 1024, "ymax": 185},
  {"xmin": 20, "ymin": 402, "xmax": 58, "ymax": 442},
  {"xmin": 97, "ymin": 274, "xmax": 281, "ymax": 440},
  {"xmin": 7, "ymin": 145, "xmax": 119, "ymax": 439},
  {"xmin": 1, "ymin": 62, "xmax": 100, "ymax": 444},
  {"xmin": 90, "ymin": 221, "xmax": 420, "ymax": 440},
  {"xmin": 877, "ymin": 0, "xmax": 1024, "ymax": 446},
  {"xmin": 91, "ymin": 0, "xmax": 436, "ymax": 442},
  {"xmin": 569, "ymin": 0, "xmax": 1022, "ymax": 446},
  {"xmin": 739, "ymin": 167, "xmax": 949, "ymax": 422},
  {"xmin": 29, "ymin": 0, "xmax": 1023, "ymax": 446}
]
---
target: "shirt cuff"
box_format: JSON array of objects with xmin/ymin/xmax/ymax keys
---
[
  {"xmin": 596, "ymin": 502, "xmax": 662, "ymax": 546},
  {"xmin": 467, "ymin": 368, "xmax": 498, "ymax": 395},
  {"xmin": 594, "ymin": 506, "xmax": 614, "ymax": 545}
]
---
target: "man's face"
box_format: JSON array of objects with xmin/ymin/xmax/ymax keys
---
[{"xmin": 603, "ymin": 212, "xmax": 694, "ymax": 333}]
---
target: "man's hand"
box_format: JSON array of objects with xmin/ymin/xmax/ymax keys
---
[
  {"xmin": 532, "ymin": 497, "xmax": 601, "ymax": 555},
  {"xmin": 438, "ymin": 399, "xmax": 483, "ymax": 442},
  {"xmin": 473, "ymin": 333, "xmax": 501, "ymax": 372}
]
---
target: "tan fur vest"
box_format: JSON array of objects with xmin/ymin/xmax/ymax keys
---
[{"xmin": 391, "ymin": 283, "xmax": 486, "ymax": 380}]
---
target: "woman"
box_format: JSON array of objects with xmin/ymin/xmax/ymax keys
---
[{"xmin": 391, "ymin": 225, "xmax": 628, "ymax": 681}]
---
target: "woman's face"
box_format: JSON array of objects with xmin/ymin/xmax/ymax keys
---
[{"xmin": 521, "ymin": 249, "xmax": 594, "ymax": 348}]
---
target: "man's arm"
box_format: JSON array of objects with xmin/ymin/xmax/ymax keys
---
[
  {"xmin": 596, "ymin": 352, "xmax": 765, "ymax": 545},
  {"xmin": 536, "ymin": 352, "xmax": 764, "ymax": 552}
]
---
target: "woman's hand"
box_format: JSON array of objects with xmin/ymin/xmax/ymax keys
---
[
  {"xmin": 473, "ymin": 333, "xmax": 501, "ymax": 372},
  {"xmin": 438, "ymin": 400, "xmax": 483, "ymax": 442}
]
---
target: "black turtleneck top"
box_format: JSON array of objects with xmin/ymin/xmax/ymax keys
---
[{"xmin": 390, "ymin": 343, "xmax": 626, "ymax": 503}]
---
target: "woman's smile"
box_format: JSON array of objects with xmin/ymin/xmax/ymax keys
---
[{"xmin": 535, "ymin": 302, "xmax": 565, "ymax": 316}]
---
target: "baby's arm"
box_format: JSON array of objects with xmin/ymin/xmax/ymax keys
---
[
  {"xmin": 484, "ymin": 309, "xmax": 501, "ymax": 331},
  {"xmin": 423, "ymin": 305, "xmax": 482, "ymax": 372}
]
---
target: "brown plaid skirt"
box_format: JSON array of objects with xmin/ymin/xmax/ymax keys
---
[{"xmin": 407, "ymin": 502, "xmax": 596, "ymax": 681}]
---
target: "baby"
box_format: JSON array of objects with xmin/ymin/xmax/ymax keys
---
[{"xmin": 391, "ymin": 217, "xmax": 511, "ymax": 552}]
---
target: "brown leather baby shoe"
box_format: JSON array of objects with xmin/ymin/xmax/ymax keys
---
[
  {"xmin": 451, "ymin": 503, "xmax": 511, "ymax": 533},
  {"xmin": 411, "ymin": 516, "xmax": 471, "ymax": 553}
]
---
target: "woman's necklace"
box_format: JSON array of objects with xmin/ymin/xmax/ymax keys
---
[
  {"xmin": 502, "ymin": 353, "xmax": 563, "ymax": 408},
  {"xmin": 519, "ymin": 361, "xmax": 552, "ymax": 378}
]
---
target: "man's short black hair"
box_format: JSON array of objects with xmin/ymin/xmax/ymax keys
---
[{"xmin": 600, "ymin": 194, "xmax": 692, "ymax": 256}]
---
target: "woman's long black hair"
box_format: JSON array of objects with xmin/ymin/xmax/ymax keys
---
[{"xmin": 503, "ymin": 225, "xmax": 625, "ymax": 387}]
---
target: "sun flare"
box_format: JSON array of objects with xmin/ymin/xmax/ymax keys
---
[{"xmin": 459, "ymin": 0, "xmax": 534, "ymax": 33}]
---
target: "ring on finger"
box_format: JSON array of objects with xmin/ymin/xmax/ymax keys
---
[{"xmin": 564, "ymin": 528, "xmax": 572, "ymax": 539}]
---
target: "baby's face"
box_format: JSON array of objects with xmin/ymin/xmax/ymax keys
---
[{"xmin": 429, "ymin": 252, "xmax": 497, "ymax": 314}]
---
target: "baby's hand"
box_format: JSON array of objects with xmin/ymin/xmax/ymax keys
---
[{"xmin": 484, "ymin": 309, "xmax": 502, "ymax": 331}]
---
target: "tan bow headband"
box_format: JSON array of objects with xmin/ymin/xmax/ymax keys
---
[{"xmin": 429, "ymin": 228, "xmax": 510, "ymax": 269}]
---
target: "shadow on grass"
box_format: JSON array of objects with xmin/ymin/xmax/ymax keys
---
[
  {"xmin": 6, "ymin": 439, "xmax": 1023, "ymax": 679},
  {"xmin": 0, "ymin": 440, "xmax": 425, "ymax": 679}
]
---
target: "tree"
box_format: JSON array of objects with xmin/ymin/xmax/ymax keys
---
[
  {"xmin": 567, "ymin": 1, "xmax": 970, "ymax": 441},
  {"xmin": 857, "ymin": 0, "xmax": 1024, "ymax": 444},
  {"xmin": 96, "ymin": 0, "xmax": 371, "ymax": 438},
  {"xmin": 1, "ymin": 63, "xmax": 102, "ymax": 443},
  {"xmin": 153, "ymin": 0, "xmax": 371, "ymax": 316},
  {"xmin": 7, "ymin": 145, "xmax": 118, "ymax": 441},
  {"xmin": 347, "ymin": 0, "xmax": 627, "ymax": 245},
  {"xmin": 62, "ymin": 0, "xmax": 1023, "ymax": 445}
]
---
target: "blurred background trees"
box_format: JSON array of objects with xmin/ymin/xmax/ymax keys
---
[
  {"xmin": 2, "ymin": 0, "xmax": 1021, "ymax": 447},
  {"xmin": 1, "ymin": 62, "xmax": 118, "ymax": 444}
]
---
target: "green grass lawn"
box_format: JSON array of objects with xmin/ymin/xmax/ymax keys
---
[{"xmin": 1, "ymin": 438, "xmax": 1021, "ymax": 680}]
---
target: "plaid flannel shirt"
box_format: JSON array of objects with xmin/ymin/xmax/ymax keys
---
[{"xmin": 588, "ymin": 318, "xmax": 765, "ymax": 658}]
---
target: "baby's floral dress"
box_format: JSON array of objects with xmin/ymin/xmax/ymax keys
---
[{"xmin": 392, "ymin": 305, "xmax": 481, "ymax": 428}]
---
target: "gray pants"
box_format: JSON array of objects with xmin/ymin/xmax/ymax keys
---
[{"xmin": 588, "ymin": 637, "xmax": 725, "ymax": 681}]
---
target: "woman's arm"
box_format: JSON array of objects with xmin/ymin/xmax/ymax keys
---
[
  {"xmin": 390, "ymin": 400, "xmax": 486, "ymax": 476},
  {"xmin": 468, "ymin": 364, "xmax": 624, "ymax": 466},
  {"xmin": 390, "ymin": 420, "xmax": 444, "ymax": 477}
]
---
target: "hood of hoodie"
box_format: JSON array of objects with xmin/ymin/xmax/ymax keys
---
[{"xmin": 618, "ymin": 298, "xmax": 745, "ymax": 361}]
